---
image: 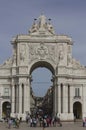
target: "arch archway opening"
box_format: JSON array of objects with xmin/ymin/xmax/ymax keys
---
[
  {"xmin": 31, "ymin": 67, "xmax": 53, "ymax": 97},
  {"xmin": 30, "ymin": 61, "xmax": 55, "ymax": 116},
  {"xmin": 73, "ymin": 102, "xmax": 82, "ymax": 119},
  {"xmin": 2, "ymin": 101, "xmax": 11, "ymax": 118}
]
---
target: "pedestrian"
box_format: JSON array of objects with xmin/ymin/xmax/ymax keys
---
[
  {"xmin": 56, "ymin": 113, "xmax": 62, "ymax": 127},
  {"xmin": 30, "ymin": 117, "xmax": 33, "ymax": 127},
  {"xmin": 8, "ymin": 118, "xmax": 12, "ymax": 129},
  {"xmin": 43, "ymin": 118, "xmax": 47, "ymax": 130},
  {"xmin": 83, "ymin": 117, "xmax": 86, "ymax": 127}
]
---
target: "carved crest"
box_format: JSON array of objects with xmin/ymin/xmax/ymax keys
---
[{"xmin": 36, "ymin": 43, "xmax": 48, "ymax": 59}]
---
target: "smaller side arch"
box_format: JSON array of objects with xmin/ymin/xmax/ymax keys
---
[
  {"xmin": 2, "ymin": 101, "xmax": 11, "ymax": 118},
  {"xmin": 73, "ymin": 101, "xmax": 82, "ymax": 119}
]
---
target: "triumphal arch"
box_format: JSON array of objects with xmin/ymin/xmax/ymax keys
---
[{"xmin": 0, "ymin": 14, "xmax": 86, "ymax": 121}]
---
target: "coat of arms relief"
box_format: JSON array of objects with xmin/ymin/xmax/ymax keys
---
[{"xmin": 29, "ymin": 43, "xmax": 56, "ymax": 63}]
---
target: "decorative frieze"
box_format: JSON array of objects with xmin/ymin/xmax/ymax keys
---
[
  {"xmin": 19, "ymin": 44, "xmax": 26, "ymax": 62},
  {"xmin": 29, "ymin": 43, "xmax": 56, "ymax": 63}
]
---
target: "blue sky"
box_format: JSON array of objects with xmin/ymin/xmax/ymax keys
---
[{"xmin": 0, "ymin": 0, "xmax": 86, "ymax": 96}]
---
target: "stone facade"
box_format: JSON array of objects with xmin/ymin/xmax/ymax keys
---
[{"xmin": 0, "ymin": 14, "xmax": 86, "ymax": 120}]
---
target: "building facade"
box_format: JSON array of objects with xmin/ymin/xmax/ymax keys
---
[{"xmin": 0, "ymin": 14, "xmax": 86, "ymax": 120}]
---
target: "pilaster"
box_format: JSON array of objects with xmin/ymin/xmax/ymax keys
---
[
  {"xmin": 63, "ymin": 85, "xmax": 68, "ymax": 113},
  {"xmin": 70, "ymin": 85, "xmax": 73, "ymax": 113},
  {"xmin": 19, "ymin": 84, "xmax": 22, "ymax": 113},
  {"xmin": 26, "ymin": 80, "xmax": 30, "ymax": 113},
  {"xmin": 82, "ymin": 84, "xmax": 86, "ymax": 117},
  {"xmin": 24, "ymin": 83, "xmax": 30, "ymax": 113},
  {"xmin": 58, "ymin": 85, "xmax": 61, "ymax": 113},
  {"xmin": 11, "ymin": 84, "xmax": 15, "ymax": 113}
]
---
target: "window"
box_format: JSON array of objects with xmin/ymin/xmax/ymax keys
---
[
  {"xmin": 75, "ymin": 88, "xmax": 80, "ymax": 97},
  {"xmin": 4, "ymin": 88, "xmax": 9, "ymax": 96}
]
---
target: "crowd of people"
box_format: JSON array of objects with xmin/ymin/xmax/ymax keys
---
[
  {"xmin": 3, "ymin": 112, "xmax": 62, "ymax": 129},
  {"xmin": 2, "ymin": 113, "xmax": 86, "ymax": 128},
  {"xmin": 5, "ymin": 116, "xmax": 21, "ymax": 129},
  {"xmin": 26, "ymin": 113, "xmax": 62, "ymax": 128}
]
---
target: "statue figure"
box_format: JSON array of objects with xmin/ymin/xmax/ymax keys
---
[
  {"xmin": 39, "ymin": 14, "xmax": 46, "ymax": 28},
  {"xmin": 29, "ymin": 19, "xmax": 38, "ymax": 33},
  {"xmin": 59, "ymin": 50, "xmax": 63, "ymax": 60},
  {"xmin": 47, "ymin": 22, "xmax": 55, "ymax": 34},
  {"xmin": 29, "ymin": 14, "xmax": 55, "ymax": 34}
]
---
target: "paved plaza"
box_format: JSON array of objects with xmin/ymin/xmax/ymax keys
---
[{"xmin": 0, "ymin": 121, "xmax": 85, "ymax": 130}]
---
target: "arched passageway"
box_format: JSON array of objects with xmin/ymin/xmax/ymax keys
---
[
  {"xmin": 73, "ymin": 102, "xmax": 82, "ymax": 119},
  {"xmin": 29, "ymin": 61, "xmax": 55, "ymax": 116},
  {"xmin": 31, "ymin": 67, "xmax": 52, "ymax": 97},
  {"xmin": 2, "ymin": 101, "xmax": 11, "ymax": 118}
]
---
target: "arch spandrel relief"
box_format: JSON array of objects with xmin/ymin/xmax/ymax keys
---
[
  {"xmin": 19, "ymin": 44, "xmax": 26, "ymax": 64},
  {"xmin": 67, "ymin": 45, "xmax": 72, "ymax": 65},
  {"xmin": 28, "ymin": 43, "xmax": 56, "ymax": 64},
  {"xmin": 12, "ymin": 45, "xmax": 17, "ymax": 65},
  {"xmin": 48, "ymin": 45, "xmax": 56, "ymax": 63},
  {"xmin": 58, "ymin": 44, "xmax": 64, "ymax": 61},
  {"xmin": 36, "ymin": 43, "xmax": 48, "ymax": 59}
]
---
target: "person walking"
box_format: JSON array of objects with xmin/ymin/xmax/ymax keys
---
[
  {"xmin": 56, "ymin": 113, "xmax": 62, "ymax": 127},
  {"xmin": 8, "ymin": 118, "xmax": 12, "ymax": 129}
]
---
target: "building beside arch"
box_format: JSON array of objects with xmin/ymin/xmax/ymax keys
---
[{"xmin": 0, "ymin": 14, "xmax": 86, "ymax": 121}]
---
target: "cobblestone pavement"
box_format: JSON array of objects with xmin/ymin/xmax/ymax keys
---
[{"xmin": 0, "ymin": 121, "xmax": 84, "ymax": 130}]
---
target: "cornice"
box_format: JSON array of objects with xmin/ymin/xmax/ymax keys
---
[
  {"xmin": 11, "ymin": 34, "xmax": 73, "ymax": 45},
  {"xmin": 9, "ymin": 74, "xmax": 30, "ymax": 79},
  {"xmin": 55, "ymin": 74, "xmax": 86, "ymax": 79}
]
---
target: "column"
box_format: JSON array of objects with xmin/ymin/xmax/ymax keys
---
[
  {"xmin": 63, "ymin": 85, "xmax": 68, "ymax": 113},
  {"xmin": 53, "ymin": 76, "xmax": 57, "ymax": 115},
  {"xmin": 70, "ymin": 85, "xmax": 73, "ymax": 113},
  {"xmin": 16, "ymin": 84, "xmax": 19, "ymax": 113},
  {"xmin": 82, "ymin": 85, "xmax": 86, "ymax": 117},
  {"xmin": 54, "ymin": 84, "xmax": 57, "ymax": 115},
  {"xmin": 58, "ymin": 84, "xmax": 61, "ymax": 113},
  {"xmin": 68, "ymin": 85, "xmax": 70, "ymax": 113},
  {"xmin": 24, "ymin": 84, "xmax": 27, "ymax": 113},
  {"xmin": 27, "ymin": 80, "xmax": 30, "ymax": 113},
  {"xmin": 24, "ymin": 84, "xmax": 30, "ymax": 113},
  {"xmin": 11, "ymin": 85, "xmax": 15, "ymax": 113},
  {"xmin": 69, "ymin": 85, "xmax": 74, "ymax": 120},
  {"xmin": 0, "ymin": 93, "xmax": 2, "ymax": 118},
  {"xmin": 19, "ymin": 84, "xmax": 22, "ymax": 113},
  {"xmin": 65, "ymin": 85, "xmax": 68, "ymax": 113},
  {"xmin": 63, "ymin": 85, "xmax": 66, "ymax": 113}
]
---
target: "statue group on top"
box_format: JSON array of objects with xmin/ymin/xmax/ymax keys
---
[{"xmin": 29, "ymin": 14, "xmax": 55, "ymax": 34}]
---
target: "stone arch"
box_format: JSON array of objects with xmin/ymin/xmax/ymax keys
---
[
  {"xmin": 29, "ymin": 61, "xmax": 55, "ymax": 115},
  {"xmin": 29, "ymin": 61, "xmax": 55, "ymax": 75},
  {"xmin": 73, "ymin": 101, "xmax": 82, "ymax": 119},
  {"xmin": 2, "ymin": 101, "xmax": 11, "ymax": 118}
]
